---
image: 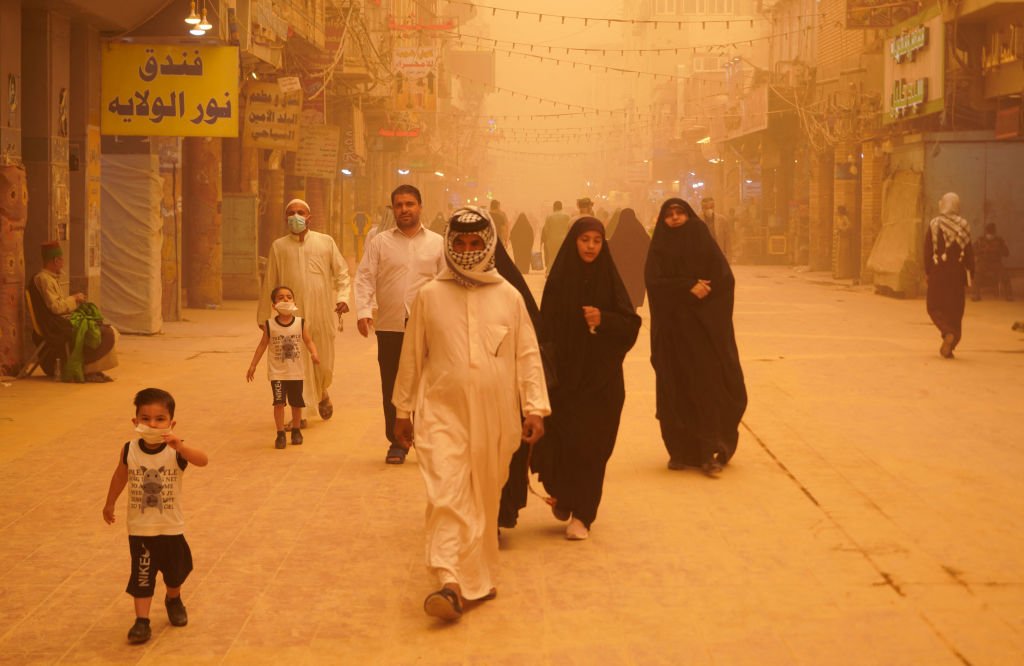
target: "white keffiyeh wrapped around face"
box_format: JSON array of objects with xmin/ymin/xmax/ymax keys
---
[{"xmin": 444, "ymin": 207, "xmax": 502, "ymax": 288}]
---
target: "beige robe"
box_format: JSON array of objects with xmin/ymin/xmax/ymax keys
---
[
  {"xmin": 258, "ymin": 231, "xmax": 351, "ymax": 410},
  {"xmin": 393, "ymin": 274, "xmax": 550, "ymax": 600}
]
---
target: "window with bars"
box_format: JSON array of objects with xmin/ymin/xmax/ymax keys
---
[
  {"xmin": 681, "ymin": 0, "xmax": 735, "ymax": 14},
  {"xmin": 655, "ymin": 0, "xmax": 678, "ymax": 14}
]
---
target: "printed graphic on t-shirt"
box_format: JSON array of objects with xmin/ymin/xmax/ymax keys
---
[
  {"xmin": 128, "ymin": 465, "xmax": 179, "ymax": 513},
  {"xmin": 271, "ymin": 330, "xmax": 302, "ymax": 363}
]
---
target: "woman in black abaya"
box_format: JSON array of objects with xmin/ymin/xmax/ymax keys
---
[
  {"xmin": 608, "ymin": 207, "xmax": 650, "ymax": 310},
  {"xmin": 531, "ymin": 218, "xmax": 640, "ymax": 540},
  {"xmin": 645, "ymin": 198, "xmax": 746, "ymax": 476},
  {"xmin": 510, "ymin": 213, "xmax": 535, "ymax": 274}
]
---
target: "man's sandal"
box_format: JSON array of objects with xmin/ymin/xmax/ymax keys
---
[
  {"xmin": 385, "ymin": 445, "xmax": 407, "ymax": 465},
  {"xmin": 424, "ymin": 588, "xmax": 463, "ymax": 621}
]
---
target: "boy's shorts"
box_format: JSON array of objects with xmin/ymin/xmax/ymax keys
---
[
  {"xmin": 271, "ymin": 380, "xmax": 304, "ymax": 407},
  {"xmin": 126, "ymin": 534, "xmax": 193, "ymax": 598}
]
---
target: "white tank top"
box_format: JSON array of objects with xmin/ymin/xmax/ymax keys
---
[
  {"xmin": 266, "ymin": 315, "xmax": 305, "ymax": 380},
  {"xmin": 124, "ymin": 440, "xmax": 187, "ymax": 536}
]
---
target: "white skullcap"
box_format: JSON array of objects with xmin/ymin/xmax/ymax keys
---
[{"xmin": 286, "ymin": 198, "xmax": 310, "ymax": 213}]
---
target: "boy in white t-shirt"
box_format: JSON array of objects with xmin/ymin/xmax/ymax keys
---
[
  {"xmin": 246, "ymin": 285, "xmax": 320, "ymax": 448},
  {"xmin": 102, "ymin": 388, "xmax": 209, "ymax": 644}
]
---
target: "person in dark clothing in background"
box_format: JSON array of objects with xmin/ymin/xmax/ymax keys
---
[{"xmin": 972, "ymin": 222, "xmax": 1012, "ymax": 302}]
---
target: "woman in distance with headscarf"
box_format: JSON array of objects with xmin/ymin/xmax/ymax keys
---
[
  {"xmin": 510, "ymin": 212, "xmax": 535, "ymax": 274},
  {"xmin": 925, "ymin": 192, "xmax": 974, "ymax": 359},
  {"xmin": 608, "ymin": 207, "xmax": 651, "ymax": 310},
  {"xmin": 531, "ymin": 218, "xmax": 640, "ymax": 540},
  {"xmin": 645, "ymin": 198, "xmax": 746, "ymax": 476}
]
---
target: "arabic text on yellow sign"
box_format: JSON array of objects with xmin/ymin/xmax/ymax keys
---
[{"xmin": 101, "ymin": 43, "xmax": 239, "ymax": 137}]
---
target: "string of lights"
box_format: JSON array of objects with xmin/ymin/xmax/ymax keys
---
[
  {"xmin": 443, "ymin": 0, "xmax": 819, "ymax": 28},
  {"xmin": 446, "ymin": 25, "xmax": 814, "ymax": 57}
]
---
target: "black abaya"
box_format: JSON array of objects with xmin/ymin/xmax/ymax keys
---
[
  {"xmin": 924, "ymin": 230, "xmax": 974, "ymax": 350},
  {"xmin": 645, "ymin": 198, "xmax": 747, "ymax": 468},
  {"xmin": 495, "ymin": 241, "xmax": 542, "ymax": 528},
  {"xmin": 531, "ymin": 218, "xmax": 640, "ymax": 528},
  {"xmin": 510, "ymin": 213, "xmax": 534, "ymax": 274},
  {"xmin": 607, "ymin": 208, "xmax": 650, "ymax": 309}
]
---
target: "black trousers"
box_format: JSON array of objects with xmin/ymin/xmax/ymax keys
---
[{"xmin": 376, "ymin": 331, "xmax": 404, "ymax": 446}]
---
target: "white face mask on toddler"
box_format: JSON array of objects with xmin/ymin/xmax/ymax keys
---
[
  {"xmin": 274, "ymin": 301, "xmax": 299, "ymax": 314},
  {"xmin": 135, "ymin": 423, "xmax": 172, "ymax": 445}
]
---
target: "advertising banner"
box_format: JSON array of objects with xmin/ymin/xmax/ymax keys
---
[
  {"xmin": 392, "ymin": 46, "xmax": 437, "ymax": 112},
  {"xmin": 241, "ymin": 82, "xmax": 302, "ymax": 150}
]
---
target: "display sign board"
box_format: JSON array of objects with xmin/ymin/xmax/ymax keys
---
[
  {"xmin": 295, "ymin": 125, "xmax": 341, "ymax": 178},
  {"xmin": 101, "ymin": 43, "xmax": 239, "ymax": 137},
  {"xmin": 241, "ymin": 82, "xmax": 302, "ymax": 149},
  {"xmin": 392, "ymin": 46, "xmax": 437, "ymax": 112},
  {"xmin": 883, "ymin": 7, "xmax": 945, "ymax": 124}
]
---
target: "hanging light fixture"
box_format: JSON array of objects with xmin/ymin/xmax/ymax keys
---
[
  {"xmin": 189, "ymin": 26, "xmax": 207, "ymax": 36},
  {"xmin": 184, "ymin": 0, "xmax": 201, "ymax": 25},
  {"xmin": 197, "ymin": 5, "xmax": 213, "ymax": 31}
]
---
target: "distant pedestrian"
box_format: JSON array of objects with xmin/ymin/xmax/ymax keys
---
[
  {"xmin": 355, "ymin": 184, "xmax": 443, "ymax": 465},
  {"xmin": 972, "ymin": 223, "xmax": 1012, "ymax": 301},
  {"xmin": 102, "ymin": 388, "xmax": 209, "ymax": 645},
  {"xmin": 364, "ymin": 206, "xmax": 396, "ymax": 246},
  {"xmin": 646, "ymin": 198, "xmax": 747, "ymax": 475},
  {"xmin": 531, "ymin": 218, "xmax": 640, "ymax": 540},
  {"xmin": 429, "ymin": 211, "xmax": 447, "ymax": 235},
  {"xmin": 509, "ymin": 212, "xmax": 534, "ymax": 273},
  {"xmin": 925, "ymin": 192, "xmax": 975, "ymax": 359},
  {"xmin": 246, "ymin": 286, "xmax": 321, "ymax": 448},
  {"xmin": 607, "ymin": 207, "xmax": 651, "ymax": 310},
  {"xmin": 575, "ymin": 197, "xmax": 595, "ymax": 220},
  {"xmin": 490, "ymin": 200, "xmax": 510, "ymax": 248},
  {"xmin": 392, "ymin": 207, "xmax": 549, "ymax": 621},
  {"xmin": 258, "ymin": 199, "xmax": 351, "ymax": 424},
  {"xmin": 541, "ymin": 201, "xmax": 571, "ymax": 274},
  {"xmin": 701, "ymin": 197, "xmax": 717, "ymax": 241},
  {"xmin": 605, "ymin": 208, "xmax": 622, "ymax": 238}
]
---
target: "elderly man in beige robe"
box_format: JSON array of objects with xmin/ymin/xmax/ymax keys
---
[
  {"xmin": 258, "ymin": 199, "xmax": 351, "ymax": 422},
  {"xmin": 393, "ymin": 207, "xmax": 549, "ymax": 622}
]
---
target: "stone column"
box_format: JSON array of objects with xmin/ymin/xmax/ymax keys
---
[
  {"xmin": 0, "ymin": 2, "xmax": 25, "ymax": 374},
  {"xmin": 182, "ymin": 137, "xmax": 222, "ymax": 307},
  {"xmin": 21, "ymin": 9, "xmax": 70, "ymax": 287},
  {"xmin": 68, "ymin": 22, "xmax": 101, "ymax": 299},
  {"xmin": 808, "ymin": 150, "xmax": 834, "ymax": 271},
  {"xmin": 259, "ymin": 164, "xmax": 284, "ymax": 258}
]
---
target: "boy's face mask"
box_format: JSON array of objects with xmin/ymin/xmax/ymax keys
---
[
  {"xmin": 135, "ymin": 423, "xmax": 172, "ymax": 445},
  {"xmin": 274, "ymin": 301, "xmax": 298, "ymax": 314}
]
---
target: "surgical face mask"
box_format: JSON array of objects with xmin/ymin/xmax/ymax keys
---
[
  {"xmin": 287, "ymin": 214, "xmax": 307, "ymax": 234},
  {"xmin": 135, "ymin": 423, "xmax": 172, "ymax": 445},
  {"xmin": 274, "ymin": 301, "xmax": 298, "ymax": 314}
]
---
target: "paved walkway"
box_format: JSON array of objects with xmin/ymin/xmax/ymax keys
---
[{"xmin": 1, "ymin": 266, "xmax": 1021, "ymax": 665}]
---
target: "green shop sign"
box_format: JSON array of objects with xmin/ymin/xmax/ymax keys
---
[
  {"xmin": 890, "ymin": 26, "xmax": 929, "ymax": 63},
  {"xmin": 891, "ymin": 78, "xmax": 928, "ymax": 118}
]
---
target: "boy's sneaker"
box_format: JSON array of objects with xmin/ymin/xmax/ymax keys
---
[
  {"xmin": 291, "ymin": 428, "xmax": 303, "ymax": 445},
  {"xmin": 165, "ymin": 596, "xmax": 188, "ymax": 626},
  {"xmin": 275, "ymin": 431, "xmax": 286, "ymax": 449},
  {"xmin": 127, "ymin": 618, "xmax": 151, "ymax": 644}
]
